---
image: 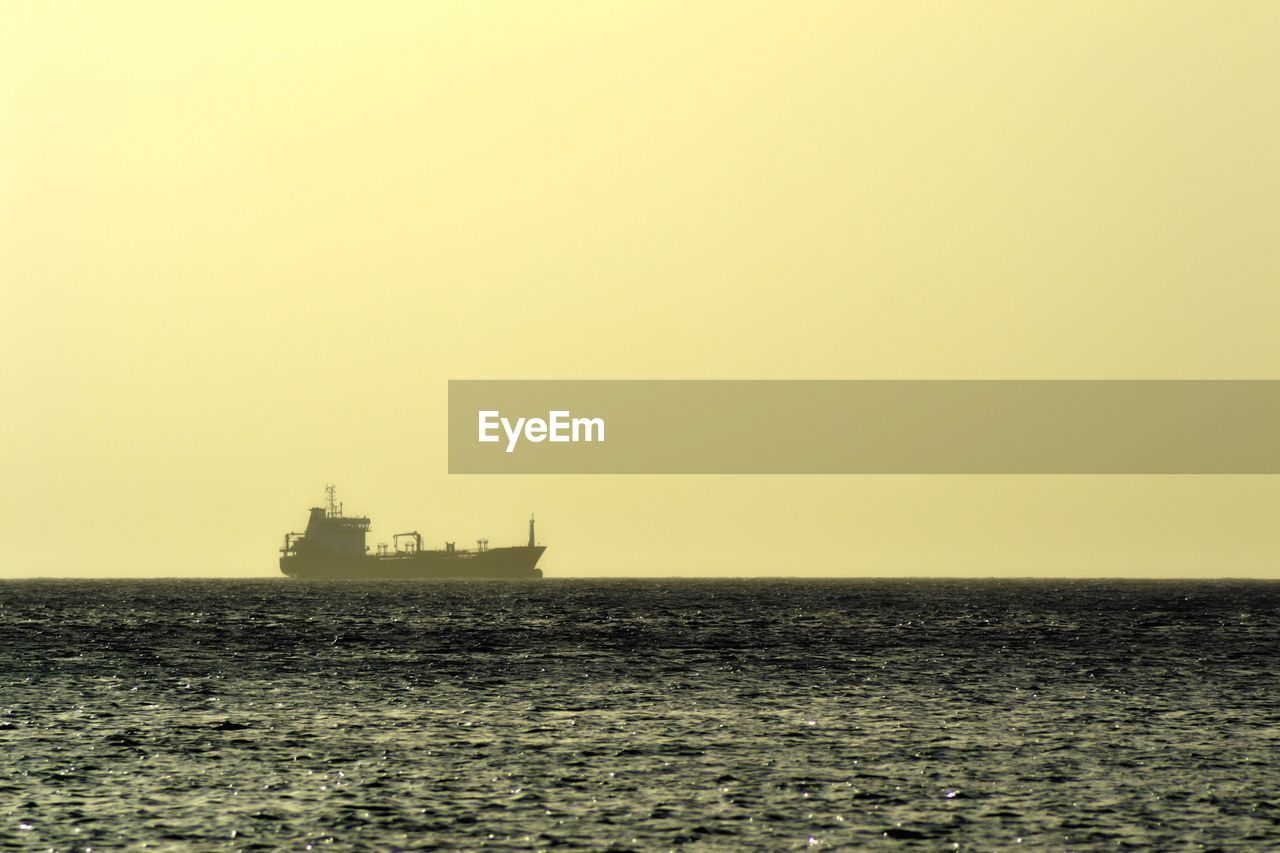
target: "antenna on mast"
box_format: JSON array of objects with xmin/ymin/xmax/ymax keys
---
[{"xmin": 325, "ymin": 484, "xmax": 339, "ymax": 517}]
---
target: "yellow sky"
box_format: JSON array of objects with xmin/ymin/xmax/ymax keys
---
[{"xmin": 3, "ymin": 2, "xmax": 1278, "ymax": 577}]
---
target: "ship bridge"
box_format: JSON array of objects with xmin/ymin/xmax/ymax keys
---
[{"xmin": 281, "ymin": 486, "xmax": 370, "ymax": 557}]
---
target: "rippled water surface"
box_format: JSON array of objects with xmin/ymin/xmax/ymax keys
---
[{"xmin": 1, "ymin": 579, "xmax": 1278, "ymax": 849}]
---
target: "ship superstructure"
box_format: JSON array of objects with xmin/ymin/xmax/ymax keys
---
[{"xmin": 279, "ymin": 486, "xmax": 544, "ymax": 579}]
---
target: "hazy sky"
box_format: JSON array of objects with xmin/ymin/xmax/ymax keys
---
[{"xmin": 3, "ymin": 2, "xmax": 1278, "ymax": 577}]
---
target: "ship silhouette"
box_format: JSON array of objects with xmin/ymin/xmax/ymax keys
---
[{"xmin": 279, "ymin": 486, "xmax": 544, "ymax": 579}]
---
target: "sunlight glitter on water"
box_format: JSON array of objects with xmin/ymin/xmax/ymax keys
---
[{"xmin": 0, "ymin": 578, "xmax": 1277, "ymax": 848}]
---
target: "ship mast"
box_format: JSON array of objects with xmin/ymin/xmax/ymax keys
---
[
  {"xmin": 325, "ymin": 484, "xmax": 342, "ymax": 518},
  {"xmin": 529, "ymin": 514, "xmax": 536, "ymax": 547}
]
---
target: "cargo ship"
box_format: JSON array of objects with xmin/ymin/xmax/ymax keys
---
[{"xmin": 279, "ymin": 486, "xmax": 545, "ymax": 579}]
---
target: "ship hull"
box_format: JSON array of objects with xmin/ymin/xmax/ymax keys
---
[{"xmin": 280, "ymin": 545, "xmax": 545, "ymax": 580}]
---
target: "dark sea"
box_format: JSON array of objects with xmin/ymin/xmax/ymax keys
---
[{"xmin": 1, "ymin": 580, "xmax": 1278, "ymax": 850}]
